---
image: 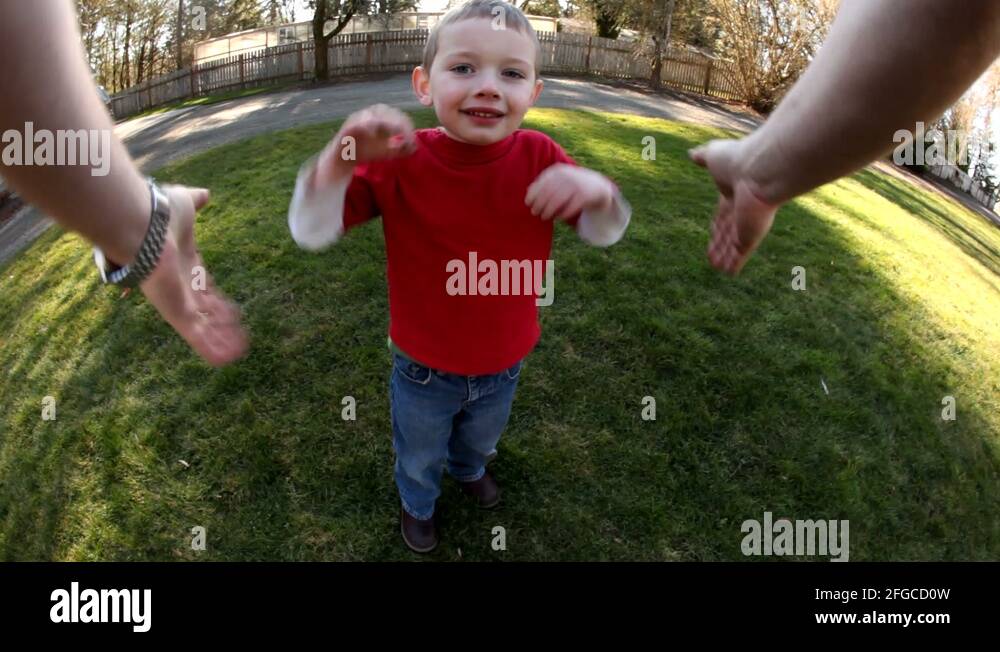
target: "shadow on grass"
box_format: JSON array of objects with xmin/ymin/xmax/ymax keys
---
[{"xmin": 1, "ymin": 108, "xmax": 997, "ymax": 560}]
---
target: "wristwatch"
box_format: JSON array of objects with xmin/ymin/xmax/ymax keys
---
[{"xmin": 93, "ymin": 178, "xmax": 171, "ymax": 288}]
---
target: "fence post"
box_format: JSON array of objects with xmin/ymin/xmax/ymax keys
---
[
  {"xmin": 365, "ymin": 32, "xmax": 373, "ymax": 70},
  {"xmin": 297, "ymin": 42, "xmax": 304, "ymax": 80},
  {"xmin": 239, "ymin": 53, "xmax": 246, "ymax": 89},
  {"xmin": 585, "ymin": 36, "xmax": 592, "ymax": 74},
  {"xmin": 703, "ymin": 59, "xmax": 714, "ymax": 96}
]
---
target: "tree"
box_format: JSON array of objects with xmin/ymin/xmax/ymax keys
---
[
  {"xmin": 225, "ymin": 0, "xmax": 266, "ymax": 32},
  {"xmin": 630, "ymin": 0, "xmax": 675, "ymax": 89},
  {"xmin": 312, "ymin": 0, "xmax": 362, "ymax": 82},
  {"xmin": 589, "ymin": 0, "xmax": 629, "ymax": 38},
  {"xmin": 520, "ymin": 0, "xmax": 562, "ymax": 18},
  {"xmin": 667, "ymin": 0, "xmax": 718, "ymax": 50},
  {"xmin": 263, "ymin": 0, "xmax": 293, "ymax": 24},
  {"xmin": 710, "ymin": 0, "xmax": 838, "ymax": 113},
  {"xmin": 966, "ymin": 63, "xmax": 1000, "ymax": 195},
  {"xmin": 78, "ymin": 0, "xmax": 268, "ymax": 92},
  {"xmin": 175, "ymin": 0, "xmax": 184, "ymax": 69},
  {"xmin": 310, "ymin": 0, "xmax": 415, "ymax": 82},
  {"xmin": 935, "ymin": 96, "xmax": 976, "ymax": 172},
  {"xmin": 121, "ymin": 1, "xmax": 136, "ymax": 89},
  {"xmin": 135, "ymin": 1, "xmax": 169, "ymax": 83},
  {"xmin": 629, "ymin": 0, "xmax": 720, "ymax": 90},
  {"xmin": 77, "ymin": 0, "xmax": 106, "ymax": 70}
]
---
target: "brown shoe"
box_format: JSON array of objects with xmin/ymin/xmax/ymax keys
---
[
  {"xmin": 458, "ymin": 471, "xmax": 500, "ymax": 509},
  {"xmin": 400, "ymin": 508, "xmax": 438, "ymax": 553}
]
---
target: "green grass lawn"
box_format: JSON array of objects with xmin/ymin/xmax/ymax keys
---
[{"xmin": 1, "ymin": 108, "xmax": 998, "ymax": 561}]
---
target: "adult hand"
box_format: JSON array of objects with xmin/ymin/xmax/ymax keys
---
[
  {"xmin": 690, "ymin": 139, "xmax": 781, "ymax": 276},
  {"xmin": 138, "ymin": 185, "xmax": 248, "ymax": 367}
]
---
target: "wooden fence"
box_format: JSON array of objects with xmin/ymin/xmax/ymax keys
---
[{"xmin": 111, "ymin": 28, "xmax": 741, "ymax": 118}]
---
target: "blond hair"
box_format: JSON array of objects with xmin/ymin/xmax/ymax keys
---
[{"xmin": 422, "ymin": 0, "xmax": 541, "ymax": 76}]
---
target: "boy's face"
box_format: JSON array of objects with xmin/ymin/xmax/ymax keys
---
[{"xmin": 412, "ymin": 18, "xmax": 543, "ymax": 145}]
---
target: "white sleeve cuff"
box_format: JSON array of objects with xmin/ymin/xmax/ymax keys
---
[
  {"xmin": 288, "ymin": 154, "xmax": 351, "ymax": 251},
  {"xmin": 577, "ymin": 190, "xmax": 631, "ymax": 247}
]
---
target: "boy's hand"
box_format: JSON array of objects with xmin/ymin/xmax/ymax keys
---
[
  {"xmin": 525, "ymin": 164, "xmax": 615, "ymax": 221},
  {"xmin": 689, "ymin": 139, "xmax": 781, "ymax": 276},
  {"xmin": 316, "ymin": 104, "xmax": 417, "ymax": 184}
]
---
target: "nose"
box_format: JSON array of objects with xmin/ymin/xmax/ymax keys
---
[{"xmin": 475, "ymin": 75, "xmax": 501, "ymax": 99}]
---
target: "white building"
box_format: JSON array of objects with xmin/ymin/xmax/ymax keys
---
[{"xmin": 194, "ymin": 12, "xmax": 559, "ymax": 64}]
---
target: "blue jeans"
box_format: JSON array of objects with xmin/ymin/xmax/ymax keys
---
[{"xmin": 390, "ymin": 352, "xmax": 522, "ymax": 520}]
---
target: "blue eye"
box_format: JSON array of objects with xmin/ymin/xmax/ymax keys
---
[
  {"xmin": 451, "ymin": 64, "xmax": 472, "ymax": 74},
  {"xmin": 504, "ymin": 70, "xmax": 526, "ymax": 79}
]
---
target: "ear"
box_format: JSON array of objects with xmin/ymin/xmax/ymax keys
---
[
  {"xmin": 412, "ymin": 66, "xmax": 433, "ymax": 107},
  {"xmin": 528, "ymin": 77, "xmax": 544, "ymax": 106}
]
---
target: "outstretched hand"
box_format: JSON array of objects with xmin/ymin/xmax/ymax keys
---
[
  {"xmin": 138, "ymin": 185, "xmax": 248, "ymax": 367},
  {"xmin": 689, "ymin": 139, "xmax": 781, "ymax": 276}
]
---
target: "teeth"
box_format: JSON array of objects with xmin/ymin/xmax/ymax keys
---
[{"xmin": 466, "ymin": 111, "xmax": 500, "ymax": 118}]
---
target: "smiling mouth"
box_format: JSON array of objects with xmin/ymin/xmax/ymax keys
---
[{"xmin": 461, "ymin": 110, "xmax": 505, "ymax": 119}]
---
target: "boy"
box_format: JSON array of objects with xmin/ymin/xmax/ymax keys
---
[{"xmin": 288, "ymin": 0, "xmax": 631, "ymax": 552}]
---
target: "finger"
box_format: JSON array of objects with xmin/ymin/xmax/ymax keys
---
[
  {"xmin": 365, "ymin": 118, "xmax": 391, "ymax": 139},
  {"xmin": 195, "ymin": 287, "xmax": 239, "ymax": 323},
  {"xmin": 193, "ymin": 317, "xmax": 249, "ymax": 367},
  {"xmin": 369, "ymin": 118, "xmax": 411, "ymax": 153},
  {"xmin": 529, "ymin": 185, "xmax": 554, "ymax": 217},
  {"xmin": 688, "ymin": 146, "xmax": 707, "ymax": 167},
  {"xmin": 525, "ymin": 166, "xmax": 558, "ymax": 207},
  {"xmin": 709, "ymin": 229, "xmax": 726, "ymax": 269},
  {"xmin": 399, "ymin": 113, "xmax": 416, "ymax": 140},
  {"xmin": 721, "ymin": 218, "xmax": 738, "ymax": 261},
  {"xmin": 387, "ymin": 133, "xmax": 416, "ymax": 157},
  {"xmin": 338, "ymin": 112, "xmax": 365, "ymax": 140},
  {"xmin": 541, "ymin": 188, "xmax": 575, "ymax": 221},
  {"xmin": 525, "ymin": 181, "xmax": 538, "ymax": 207},
  {"xmin": 707, "ymin": 197, "xmax": 727, "ymax": 255},
  {"xmin": 396, "ymin": 116, "xmax": 418, "ymax": 152},
  {"xmin": 187, "ymin": 187, "xmax": 210, "ymax": 210},
  {"xmin": 184, "ymin": 295, "xmax": 248, "ymax": 365},
  {"xmin": 724, "ymin": 231, "xmax": 743, "ymax": 275},
  {"xmin": 708, "ymin": 200, "xmax": 734, "ymax": 270},
  {"xmin": 181, "ymin": 254, "xmax": 235, "ymax": 322},
  {"xmin": 209, "ymin": 313, "xmax": 249, "ymax": 357},
  {"xmin": 711, "ymin": 228, "xmax": 734, "ymax": 272},
  {"xmin": 555, "ymin": 196, "xmax": 585, "ymax": 221},
  {"xmin": 538, "ymin": 185, "xmax": 572, "ymax": 220},
  {"xmin": 372, "ymin": 109, "xmax": 410, "ymax": 139},
  {"xmin": 526, "ymin": 182, "xmax": 546, "ymax": 215},
  {"xmin": 386, "ymin": 109, "xmax": 416, "ymax": 138},
  {"xmin": 723, "ymin": 241, "xmax": 742, "ymax": 275},
  {"xmin": 529, "ymin": 175, "xmax": 561, "ymax": 215},
  {"xmin": 709, "ymin": 220, "xmax": 723, "ymax": 258},
  {"xmin": 729, "ymin": 254, "xmax": 748, "ymax": 276}
]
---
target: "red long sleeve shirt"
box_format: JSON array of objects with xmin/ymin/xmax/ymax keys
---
[{"xmin": 290, "ymin": 127, "xmax": 630, "ymax": 375}]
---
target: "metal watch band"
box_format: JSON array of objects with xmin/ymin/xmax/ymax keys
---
[{"xmin": 97, "ymin": 178, "xmax": 171, "ymax": 288}]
